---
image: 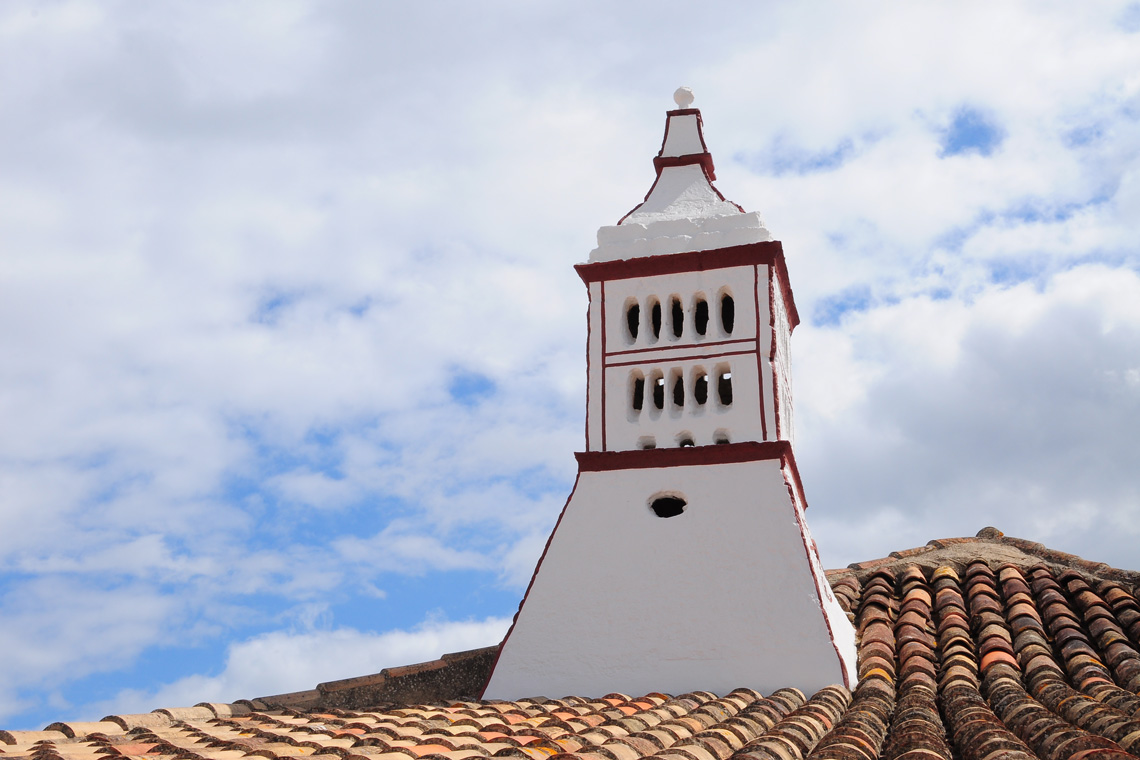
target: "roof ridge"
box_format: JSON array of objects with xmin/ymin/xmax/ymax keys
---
[
  {"xmin": 249, "ymin": 645, "xmax": 500, "ymax": 712},
  {"xmin": 824, "ymin": 527, "xmax": 1140, "ymax": 588}
]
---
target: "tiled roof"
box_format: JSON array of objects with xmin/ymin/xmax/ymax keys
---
[{"xmin": 5, "ymin": 528, "xmax": 1140, "ymax": 760}]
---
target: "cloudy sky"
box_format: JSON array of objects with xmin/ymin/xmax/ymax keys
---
[{"xmin": 3, "ymin": 0, "xmax": 1140, "ymax": 731}]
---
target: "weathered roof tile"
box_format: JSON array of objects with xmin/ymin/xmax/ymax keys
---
[{"xmin": 10, "ymin": 532, "xmax": 1140, "ymax": 760}]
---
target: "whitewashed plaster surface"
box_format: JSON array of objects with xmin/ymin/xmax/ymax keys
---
[
  {"xmin": 770, "ymin": 279, "xmax": 795, "ymax": 446},
  {"xmin": 593, "ymin": 266, "xmax": 769, "ymax": 451},
  {"xmin": 660, "ymin": 112, "xmax": 706, "ymax": 157},
  {"xmin": 622, "ymin": 164, "xmax": 743, "ymax": 227},
  {"xmin": 592, "ymin": 189, "xmax": 771, "ymax": 262},
  {"xmin": 585, "ymin": 279, "xmax": 605, "ymax": 452},
  {"xmin": 482, "ymin": 458, "xmax": 858, "ymax": 700},
  {"xmin": 585, "ymin": 262, "xmax": 795, "ymax": 453},
  {"xmin": 588, "ymin": 106, "xmax": 772, "ymax": 263}
]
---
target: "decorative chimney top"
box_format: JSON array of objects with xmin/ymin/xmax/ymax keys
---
[{"xmin": 590, "ymin": 88, "xmax": 772, "ymax": 262}]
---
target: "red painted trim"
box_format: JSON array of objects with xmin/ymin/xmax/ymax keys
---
[
  {"xmin": 605, "ymin": 337, "xmax": 752, "ymax": 359},
  {"xmin": 754, "ymin": 264, "xmax": 767, "ymax": 441},
  {"xmin": 603, "ymin": 347, "xmax": 755, "ymax": 370},
  {"xmin": 575, "ymin": 440, "xmax": 790, "ymax": 472},
  {"xmin": 653, "ymin": 153, "xmax": 716, "ymax": 182},
  {"xmin": 773, "ymin": 254, "xmax": 800, "ymax": 330},
  {"xmin": 576, "ymin": 241, "xmax": 786, "ymax": 284},
  {"xmin": 656, "ymin": 107, "xmax": 677, "ymax": 158},
  {"xmin": 584, "ymin": 284, "xmax": 592, "ymax": 451},
  {"xmin": 665, "ymin": 107, "xmax": 702, "ymax": 121},
  {"xmin": 779, "ymin": 443, "xmax": 809, "ymax": 512},
  {"xmin": 781, "ymin": 454, "xmax": 849, "ymax": 687},
  {"xmin": 769, "ymin": 266, "xmax": 782, "ymax": 441},
  {"xmin": 673, "ymin": 109, "xmax": 710, "ymax": 153},
  {"xmin": 617, "ymin": 174, "xmax": 663, "ymax": 225},
  {"xmin": 658, "ymin": 109, "xmax": 712, "ymax": 166},
  {"xmin": 480, "ymin": 469, "xmax": 584, "ymax": 698},
  {"xmin": 600, "ymin": 281, "xmax": 607, "ymax": 451},
  {"xmin": 656, "ymin": 110, "xmax": 709, "ymax": 162}
]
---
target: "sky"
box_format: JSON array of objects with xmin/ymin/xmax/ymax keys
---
[{"xmin": 2, "ymin": 0, "xmax": 1140, "ymax": 731}]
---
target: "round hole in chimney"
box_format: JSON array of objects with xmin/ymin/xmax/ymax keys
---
[{"xmin": 649, "ymin": 494, "xmax": 687, "ymax": 518}]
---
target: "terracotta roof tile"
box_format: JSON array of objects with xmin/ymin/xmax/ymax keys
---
[{"xmin": 8, "ymin": 531, "xmax": 1140, "ymax": 760}]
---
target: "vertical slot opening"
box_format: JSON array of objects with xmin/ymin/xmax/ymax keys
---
[
  {"xmin": 672, "ymin": 373, "xmax": 685, "ymax": 408},
  {"xmin": 671, "ymin": 296, "xmax": 684, "ymax": 339},
  {"xmin": 694, "ymin": 372, "xmax": 708, "ymax": 405},
  {"xmin": 626, "ymin": 300, "xmax": 640, "ymax": 342},
  {"xmin": 653, "ymin": 374, "xmax": 665, "ymax": 410},
  {"xmin": 650, "ymin": 299, "xmax": 662, "ymax": 340},
  {"xmin": 718, "ymin": 370, "xmax": 733, "ymax": 406},
  {"xmin": 631, "ymin": 373, "xmax": 645, "ymax": 412},
  {"xmin": 721, "ymin": 292, "xmax": 735, "ymax": 334},
  {"xmin": 694, "ymin": 297, "xmax": 709, "ymax": 336}
]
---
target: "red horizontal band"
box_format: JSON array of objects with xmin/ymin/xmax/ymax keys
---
[
  {"xmin": 576, "ymin": 240, "xmax": 781, "ymax": 282},
  {"xmin": 605, "ymin": 337, "xmax": 754, "ymax": 359},
  {"xmin": 575, "ymin": 241, "xmax": 799, "ymax": 330},
  {"xmin": 575, "ymin": 439, "xmax": 791, "ymax": 471},
  {"xmin": 653, "ymin": 153, "xmax": 717, "ymax": 181},
  {"xmin": 603, "ymin": 347, "xmax": 756, "ymax": 369}
]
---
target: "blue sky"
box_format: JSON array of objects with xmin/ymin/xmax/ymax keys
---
[{"xmin": 2, "ymin": 0, "xmax": 1140, "ymax": 731}]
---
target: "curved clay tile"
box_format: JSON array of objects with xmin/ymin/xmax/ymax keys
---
[{"xmin": 13, "ymin": 535, "xmax": 1140, "ymax": 760}]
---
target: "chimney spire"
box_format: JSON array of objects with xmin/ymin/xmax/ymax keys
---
[{"xmin": 591, "ymin": 90, "xmax": 772, "ymax": 262}]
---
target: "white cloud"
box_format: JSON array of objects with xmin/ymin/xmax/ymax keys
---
[
  {"xmin": 799, "ymin": 264, "xmax": 1140, "ymax": 570},
  {"xmin": 334, "ymin": 522, "xmax": 492, "ymax": 575},
  {"xmin": 0, "ymin": 579, "xmax": 180, "ymax": 712},
  {"xmin": 85, "ymin": 616, "xmax": 511, "ymax": 721}
]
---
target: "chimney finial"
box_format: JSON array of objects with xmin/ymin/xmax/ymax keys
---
[{"xmin": 673, "ymin": 86, "xmax": 695, "ymax": 109}]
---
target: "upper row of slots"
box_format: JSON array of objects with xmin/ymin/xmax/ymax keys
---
[{"xmin": 625, "ymin": 292, "xmax": 735, "ymax": 344}]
